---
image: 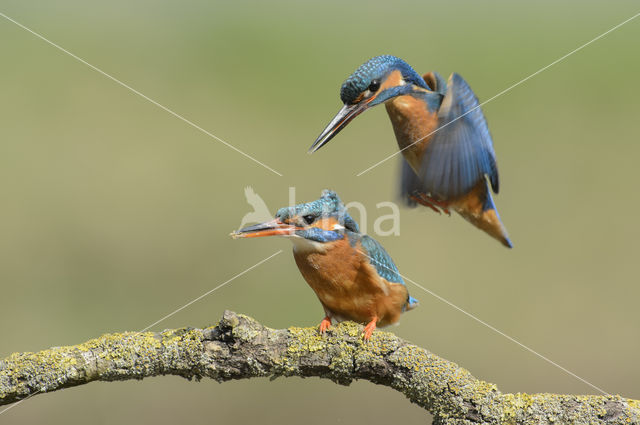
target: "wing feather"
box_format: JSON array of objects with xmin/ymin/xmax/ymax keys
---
[
  {"xmin": 359, "ymin": 235, "xmax": 404, "ymax": 285},
  {"xmin": 418, "ymin": 73, "xmax": 499, "ymax": 199},
  {"xmin": 399, "ymin": 158, "xmax": 420, "ymax": 207}
]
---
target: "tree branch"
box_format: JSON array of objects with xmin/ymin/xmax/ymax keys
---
[{"xmin": 1, "ymin": 311, "xmax": 637, "ymax": 424}]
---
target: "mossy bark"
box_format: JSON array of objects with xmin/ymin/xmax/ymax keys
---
[{"xmin": 1, "ymin": 311, "xmax": 637, "ymax": 424}]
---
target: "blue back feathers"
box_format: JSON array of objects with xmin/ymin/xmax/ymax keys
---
[
  {"xmin": 359, "ymin": 234, "xmax": 404, "ymax": 284},
  {"xmin": 357, "ymin": 233, "xmax": 419, "ymax": 308},
  {"xmin": 340, "ymin": 55, "xmax": 428, "ymax": 105}
]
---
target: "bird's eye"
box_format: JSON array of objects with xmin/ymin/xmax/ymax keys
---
[
  {"xmin": 303, "ymin": 215, "xmax": 315, "ymax": 225},
  {"xmin": 368, "ymin": 79, "xmax": 381, "ymax": 93}
]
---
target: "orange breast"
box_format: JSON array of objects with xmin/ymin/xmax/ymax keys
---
[
  {"xmin": 293, "ymin": 239, "xmax": 408, "ymax": 327},
  {"xmin": 385, "ymin": 95, "xmax": 438, "ymax": 173}
]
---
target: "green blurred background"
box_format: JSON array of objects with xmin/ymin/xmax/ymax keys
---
[{"xmin": 1, "ymin": 1, "xmax": 639, "ymax": 423}]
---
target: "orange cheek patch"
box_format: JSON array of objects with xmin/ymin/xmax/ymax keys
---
[
  {"xmin": 379, "ymin": 70, "xmax": 404, "ymax": 92},
  {"xmin": 312, "ymin": 216, "xmax": 341, "ymax": 231}
]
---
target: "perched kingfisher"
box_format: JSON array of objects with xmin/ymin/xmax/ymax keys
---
[
  {"xmin": 231, "ymin": 190, "xmax": 418, "ymax": 340},
  {"xmin": 310, "ymin": 55, "xmax": 512, "ymax": 248}
]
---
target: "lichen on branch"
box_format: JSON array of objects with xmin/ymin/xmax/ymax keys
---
[{"xmin": 0, "ymin": 311, "xmax": 638, "ymax": 424}]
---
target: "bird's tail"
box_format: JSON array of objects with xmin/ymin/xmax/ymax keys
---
[
  {"xmin": 453, "ymin": 181, "xmax": 513, "ymax": 248},
  {"xmin": 406, "ymin": 296, "xmax": 419, "ymax": 311}
]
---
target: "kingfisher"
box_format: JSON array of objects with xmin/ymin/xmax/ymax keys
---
[
  {"xmin": 309, "ymin": 55, "xmax": 512, "ymax": 248},
  {"xmin": 231, "ymin": 190, "xmax": 418, "ymax": 340}
]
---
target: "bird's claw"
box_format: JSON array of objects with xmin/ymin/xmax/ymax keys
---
[
  {"xmin": 318, "ymin": 317, "xmax": 332, "ymax": 336},
  {"xmin": 362, "ymin": 318, "xmax": 378, "ymax": 341},
  {"xmin": 410, "ymin": 194, "xmax": 451, "ymax": 216}
]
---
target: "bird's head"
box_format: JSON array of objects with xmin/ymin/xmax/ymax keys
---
[
  {"xmin": 309, "ymin": 55, "xmax": 429, "ymax": 153},
  {"xmin": 231, "ymin": 190, "xmax": 359, "ymax": 243}
]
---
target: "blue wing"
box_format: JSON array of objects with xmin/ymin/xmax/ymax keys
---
[
  {"xmin": 359, "ymin": 235, "xmax": 404, "ymax": 284},
  {"xmin": 418, "ymin": 73, "xmax": 499, "ymax": 200},
  {"xmin": 399, "ymin": 157, "xmax": 420, "ymax": 207}
]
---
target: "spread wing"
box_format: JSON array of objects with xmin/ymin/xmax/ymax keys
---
[
  {"xmin": 418, "ymin": 73, "xmax": 499, "ymax": 200},
  {"xmin": 359, "ymin": 235, "xmax": 404, "ymax": 284},
  {"xmin": 399, "ymin": 158, "xmax": 420, "ymax": 207}
]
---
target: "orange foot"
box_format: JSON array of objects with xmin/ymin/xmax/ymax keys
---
[
  {"xmin": 410, "ymin": 195, "xmax": 441, "ymax": 214},
  {"xmin": 411, "ymin": 194, "xmax": 451, "ymax": 216},
  {"xmin": 318, "ymin": 316, "xmax": 331, "ymax": 335},
  {"xmin": 362, "ymin": 317, "xmax": 378, "ymax": 341}
]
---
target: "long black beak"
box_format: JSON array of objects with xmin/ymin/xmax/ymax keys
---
[
  {"xmin": 230, "ymin": 219, "xmax": 298, "ymax": 239},
  {"xmin": 308, "ymin": 102, "xmax": 369, "ymax": 153}
]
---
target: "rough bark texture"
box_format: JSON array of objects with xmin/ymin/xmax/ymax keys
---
[{"xmin": 1, "ymin": 311, "xmax": 638, "ymax": 424}]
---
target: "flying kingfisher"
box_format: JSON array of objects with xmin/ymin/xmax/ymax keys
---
[
  {"xmin": 309, "ymin": 55, "xmax": 512, "ymax": 248},
  {"xmin": 231, "ymin": 190, "xmax": 418, "ymax": 340}
]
